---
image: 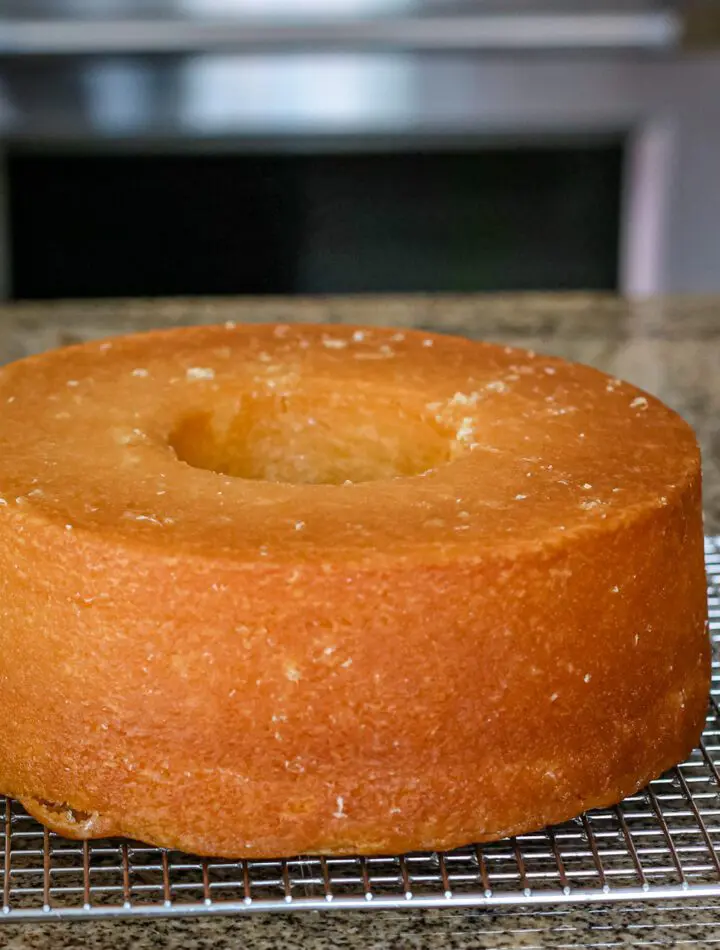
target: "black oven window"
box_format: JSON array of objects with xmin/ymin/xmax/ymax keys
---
[{"xmin": 8, "ymin": 146, "xmax": 622, "ymax": 300}]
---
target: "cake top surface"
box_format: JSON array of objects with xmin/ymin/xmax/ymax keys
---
[{"xmin": 0, "ymin": 322, "xmax": 699, "ymax": 565}]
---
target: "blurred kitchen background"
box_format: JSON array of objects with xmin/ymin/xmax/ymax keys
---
[{"xmin": 1, "ymin": 0, "xmax": 719, "ymax": 301}]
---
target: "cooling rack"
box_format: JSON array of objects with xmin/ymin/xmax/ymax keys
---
[{"xmin": 1, "ymin": 536, "xmax": 719, "ymax": 921}]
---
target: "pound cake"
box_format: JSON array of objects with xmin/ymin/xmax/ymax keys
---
[{"xmin": 0, "ymin": 323, "xmax": 709, "ymax": 857}]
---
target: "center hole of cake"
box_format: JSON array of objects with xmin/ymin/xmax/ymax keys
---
[{"xmin": 169, "ymin": 392, "xmax": 452, "ymax": 485}]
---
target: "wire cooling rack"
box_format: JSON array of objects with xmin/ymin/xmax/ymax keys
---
[{"xmin": 1, "ymin": 537, "xmax": 719, "ymax": 921}]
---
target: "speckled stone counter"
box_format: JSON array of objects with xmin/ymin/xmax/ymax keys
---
[{"xmin": 0, "ymin": 293, "xmax": 718, "ymax": 949}]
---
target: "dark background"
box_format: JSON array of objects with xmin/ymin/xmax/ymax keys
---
[{"xmin": 8, "ymin": 145, "xmax": 623, "ymax": 299}]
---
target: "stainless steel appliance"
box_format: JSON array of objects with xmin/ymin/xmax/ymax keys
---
[{"xmin": 1, "ymin": 2, "xmax": 719, "ymax": 295}]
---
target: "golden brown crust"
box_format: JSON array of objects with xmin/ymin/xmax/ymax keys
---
[{"xmin": 0, "ymin": 323, "xmax": 709, "ymax": 857}]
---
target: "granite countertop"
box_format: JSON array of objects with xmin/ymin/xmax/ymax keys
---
[{"xmin": 0, "ymin": 292, "xmax": 718, "ymax": 949}]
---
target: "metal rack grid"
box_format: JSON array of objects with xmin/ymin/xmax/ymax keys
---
[{"xmin": 1, "ymin": 537, "xmax": 719, "ymax": 921}]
